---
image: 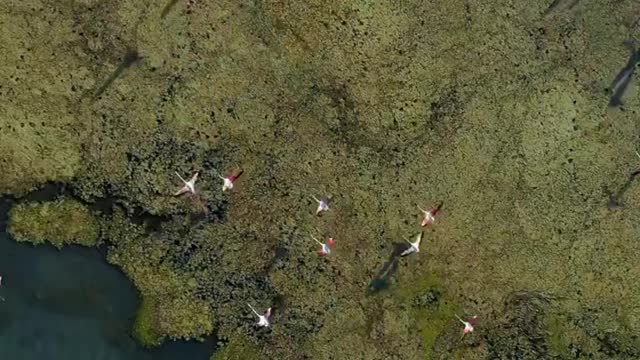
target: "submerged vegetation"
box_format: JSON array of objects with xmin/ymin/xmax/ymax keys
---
[
  {"xmin": 1, "ymin": 0, "xmax": 640, "ymax": 359},
  {"xmin": 9, "ymin": 199, "xmax": 99, "ymax": 248},
  {"xmin": 134, "ymin": 297, "xmax": 164, "ymax": 347}
]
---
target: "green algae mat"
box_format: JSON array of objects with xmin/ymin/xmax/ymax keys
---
[{"xmin": 2, "ymin": 0, "xmax": 640, "ymax": 359}]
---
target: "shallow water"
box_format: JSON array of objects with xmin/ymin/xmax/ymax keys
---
[{"xmin": 0, "ymin": 231, "xmax": 214, "ymax": 360}]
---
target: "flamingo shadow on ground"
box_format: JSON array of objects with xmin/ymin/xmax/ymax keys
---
[
  {"xmin": 271, "ymin": 294, "xmax": 286, "ymax": 323},
  {"xmin": 93, "ymin": 48, "xmax": 142, "ymax": 99},
  {"xmin": 161, "ymin": 0, "xmax": 180, "ymax": 18},
  {"xmin": 367, "ymin": 242, "xmax": 408, "ymax": 295},
  {"xmin": 607, "ymin": 169, "xmax": 640, "ymax": 209}
]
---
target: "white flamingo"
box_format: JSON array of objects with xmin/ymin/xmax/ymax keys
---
[
  {"xmin": 400, "ymin": 232, "xmax": 423, "ymax": 257},
  {"xmin": 174, "ymin": 172, "xmax": 199, "ymax": 196},
  {"xmin": 418, "ymin": 202, "xmax": 443, "ymax": 227},
  {"xmin": 311, "ymin": 195, "xmax": 330, "ymax": 215},
  {"xmin": 247, "ymin": 303, "xmax": 271, "ymax": 327}
]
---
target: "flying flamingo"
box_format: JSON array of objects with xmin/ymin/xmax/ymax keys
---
[
  {"xmin": 455, "ymin": 314, "xmax": 478, "ymax": 335},
  {"xmin": 247, "ymin": 303, "xmax": 271, "ymax": 327},
  {"xmin": 418, "ymin": 202, "xmax": 443, "ymax": 227},
  {"xmin": 174, "ymin": 171, "xmax": 199, "ymax": 196},
  {"xmin": 216, "ymin": 169, "xmax": 243, "ymax": 192},
  {"xmin": 400, "ymin": 232, "xmax": 423, "ymax": 257},
  {"xmin": 311, "ymin": 195, "xmax": 330, "ymax": 215},
  {"xmin": 310, "ymin": 235, "xmax": 335, "ymax": 256}
]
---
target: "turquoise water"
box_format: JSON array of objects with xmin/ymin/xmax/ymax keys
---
[{"xmin": 0, "ymin": 227, "xmax": 214, "ymax": 360}]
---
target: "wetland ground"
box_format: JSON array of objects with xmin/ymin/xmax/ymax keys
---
[{"xmin": 1, "ymin": 0, "xmax": 640, "ymax": 359}]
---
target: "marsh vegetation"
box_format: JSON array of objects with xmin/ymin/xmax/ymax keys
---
[{"xmin": 1, "ymin": 0, "xmax": 640, "ymax": 359}]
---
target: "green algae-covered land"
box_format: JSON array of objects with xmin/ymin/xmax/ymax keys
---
[{"xmin": 2, "ymin": 0, "xmax": 640, "ymax": 359}]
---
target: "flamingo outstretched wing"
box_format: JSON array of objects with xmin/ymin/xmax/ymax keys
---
[
  {"xmin": 310, "ymin": 236, "xmax": 324, "ymax": 246},
  {"xmin": 414, "ymin": 232, "xmax": 423, "ymax": 247},
  {"xmin": 175, "ymin": 171, "xmax": 187, "ymax": 183},
  {"xmin": 247, "ymin": 304, "xmax": 260, "ymax": 317},
  {"xmin": 400, "ymin": 246, "xmax": 416, "ymax": 257},
  {"xmin": 174, "ymin": 185, "xmax": 190, "ymax": 196}
]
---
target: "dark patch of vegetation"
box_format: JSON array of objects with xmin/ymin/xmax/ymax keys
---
[
  {"xmin": 485, "ymin": 292, "xmax": 554, "ymax": 360},
  {"xmin": 414, "ymin": 288, "xmax": 442, "ymax": 308},
  {"xmin": 428, "ymin": 87, "xmax": 463, "ymax": 132}
]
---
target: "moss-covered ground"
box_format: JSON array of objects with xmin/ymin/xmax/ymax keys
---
[{"xmin": 2, "ymin": 0, "xmax": 640, "ymax": 358}]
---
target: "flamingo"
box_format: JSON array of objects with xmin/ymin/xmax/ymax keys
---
[
  {"xmin": 400, "ymin": 232, "xmax": 423, "ymax": 257},
  {"xmin": 311, "ymin": 195, "xmax": 330, "ymax": 215},
  {"xmin": 174, "ymin": 172, "xmax": 199, "ymax": 196},
  {"xmin": 310, "ymin": 235, "xmax": 335, "ymax": 256},
  {"xmin": 455, "ymin": 314, "xmax": 478, "ymax": 335},
  {"xmin": 418, "ymin": 202, "xmax": 443, "ymax": 227},
  {"xmin": 247, "ymin": 303, "xmax": 271, "ymax": 327},
  {"xmin": 217, "ymin": 169, "xmax": 243, "ymax": 192}
]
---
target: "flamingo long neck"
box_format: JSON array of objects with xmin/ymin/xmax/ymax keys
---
[
  {"xmin": 229, "ymin": 170, "xmax": 244, "ymax": 182},
  {"xmin": 432, "ymin": 202, "xmax": 443, "ymax": 216}
]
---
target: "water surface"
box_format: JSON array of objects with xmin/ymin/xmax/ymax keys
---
[{"xmin": 0, "ymin": 229, "xmax": 214, "ymax": 360}]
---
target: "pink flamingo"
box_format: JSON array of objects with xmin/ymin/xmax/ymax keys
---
[
  {"xmin": 217, "ymin": 169, "xmax": 243, "ymax": 192},
  {"xmin": 418, "ymin": 202, "xmax": 443, "ymax": 227},
  {"xmin": 310, "ymin": 235, "xmax": 335, "ymax": 256},
  {"xmin": 455, "ymin": 314, "xmax": 478, "ymax": 335}
]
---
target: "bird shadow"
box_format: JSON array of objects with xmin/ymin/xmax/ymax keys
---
[
  {"xmin": 607, "ymin": 169, "xmax": 640, "ymax": 209},
  {"xmin": 366, "ymin": 242, "xmax": 409, "ymax": 295},
  {"xmin": 271, "ymin": 294, "xmax": 286, "ymax": 320},
  {"xmin": 161, "ymin": 0, "xmax": 180, "ymax": 19},
  {"xmin": 608, "ymin": 40, "xmax": 640, "ymax": 108},
  {"xmin": 92, "ymin": 48, "xmax": 143, "ymax": 99},
  {"xmin": 544, "ymin": 0, "xmax": 580, "ymax": 17}
]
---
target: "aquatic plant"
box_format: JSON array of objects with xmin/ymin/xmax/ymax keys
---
[
  {"xmin": 9, "ymin": 199, "xmax": 99, "ymax": 248},
  {"xmin": 211, "ymin": 335, "xmax": 261, "ymax": 360},
  {"xmin": 133, "ymin": 297, "xmax": 164, "ymax": 346},
  {"xmin": 105, "ymin": 210, "xmax": 214, "ymax": 343}
]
